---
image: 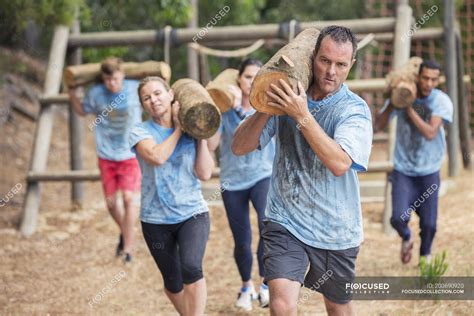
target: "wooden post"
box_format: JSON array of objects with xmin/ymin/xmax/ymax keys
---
[
  {"xmin": 383, "ymin": 0, "xmax": 412, "ymax": 234},
  {"xmin": 444, "ymin": 0, "xmax": 460, "ymax": 177},
  {"xmin": 20, "ymin": 25, "xmax": 70, "ymax": 236},
  {"xmin": 455, "ymin": 30, "xmax": 472, "ymax": 169},
  {"xmin": 199, "ymin": 52, "xmax": 211, "ymax": 86},
  {"xmin": 68, "ymin": 14, "xmax": 84, "ymax": 208},
  {"xmin": 187, "ymin": 0, "xmax": 200, "ymax": 81}
]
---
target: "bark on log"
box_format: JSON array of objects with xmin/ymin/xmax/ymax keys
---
[
  {"xmin": 206, "ymin": 68, "xmax": 239, "ymax": 113},
  {"xmin": 385, "ymin": 56, "xmax": 422, "ymax": 109},
  {"xmin": 172, "ymin": 78, "xmax": 221, "ymax": 139},
  {"xmin": 64, "ymin": 61, "xmax": 172, "ymax": 88},
  {"xmin": 249, "ymin": 28, "xmax": 320, "ymax": 115}
]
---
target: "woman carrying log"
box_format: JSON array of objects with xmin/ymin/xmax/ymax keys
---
[
  {"xmin": 208, "ymin": 59, "xmax": 275, "ymax": 311},
  {"xmin": 129, "ymin": 76, "xmax": 214, "ymax": 315}
]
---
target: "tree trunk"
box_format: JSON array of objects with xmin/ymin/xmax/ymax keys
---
[
  {"xmin": 206, "ymin": 68, "xmax": 239, "ymax": 113},
  {"xmin": 250, "ymin": 28, "xmax": 320, "ymax": 115},
  {"xmin": 64, "ymin": 61, "xmax": 172, "ymax": 88},
  {"xmin": 172, "ymin": 78, "xmax": 221, "ymax": 139}
]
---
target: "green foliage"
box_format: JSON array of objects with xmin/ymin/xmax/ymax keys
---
[
  {"xmin": 262, "ymin": 0, "xmax": 366, "ymax": 22},
  {"xmin": 0, "ymin": 0, "xmax": 86, "ymax": 30},
  {"xmin": 419, "ymin": 251, "xmax": 448, "ymax": 284},
  {"xmin": 79, "ymin": 0, "xmax": 192, "ymax": 63}
]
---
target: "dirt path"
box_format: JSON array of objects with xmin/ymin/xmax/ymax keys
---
[{"xmin": 1, "ymin": 165, "xmax": 472, "ymax": 315}]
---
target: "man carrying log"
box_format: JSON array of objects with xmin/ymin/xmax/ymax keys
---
[
  {"xmin": 232, "ymin": 26, "xmax": 373, "ymax": 315},
  {"xmin": 375, "ymin": 60, "xmax": 453, "ymax": 265},
  {"xmin": 68, "ymin": 57, "xmax": 142, "ymax": 263}
]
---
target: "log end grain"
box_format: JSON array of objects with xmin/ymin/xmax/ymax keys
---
[
  {"xmin": 249, "ymin": 71, "xmax": 288, "ymax": 115},
  {"xmin": 180, "ymin": 102, "xmax": 221, "ymax": 139},
  {"xmin": 390, "ymin": 81, "xmax": 417, "ymax": 109}
]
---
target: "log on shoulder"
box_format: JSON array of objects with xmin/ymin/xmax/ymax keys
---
[
  {"xmin": 206, "ymin": 68, "xmax": 239, "ymax": 113},
  {"xmin": 249, "ymin": 28, "xmax": 320, "ymax": 115},
  {"xmin": 64, "ymin": 61, "xmax": 172, "ymax": 88},
  {"xmin": 172, "ymin": 78, "xmax": 221, "ymax": 139},
  {"xmin": 385, "ymin": 56, "xmax": 422, "ymax": 109}
]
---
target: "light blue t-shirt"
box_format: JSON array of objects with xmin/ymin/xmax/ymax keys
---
[
  {"xmin": 258, "ymin": 84, "xmax": 373, "ymax": 250},
  {"xmin": 219, "ymin": 107, "xmax": 275, "ymax": 191},
  {"xmin": 83, "ymin": 79, "xmax": 142, "ymax": 161},
  {"xmin": 390, "ymin": 89, "xmax": 453, "ymax": 176},
  {"xmin": 129, "ymin": 120, "xmax": 208, "ymax": 224}
]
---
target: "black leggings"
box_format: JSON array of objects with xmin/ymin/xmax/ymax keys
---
[
  {"xmin": 221, "ymin": 177, "xmax": 270, "ymax": 282},
  {"xmin": 141, "ymin": 213, "xmax": 210, "ymax": 293}
]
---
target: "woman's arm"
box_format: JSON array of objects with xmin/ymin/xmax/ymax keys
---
[
  {"xmin": 194, "ymin": 139, "xmax": 215, "ymax": 180},
  {"xmin": 135, "ymin": 129, "xmax": 182, "ymax": 166},
  {"xmin": 207, "ymin": 131, "xmax": 221, "ymax": 152}
]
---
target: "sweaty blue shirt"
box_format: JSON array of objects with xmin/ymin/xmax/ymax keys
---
[
  {"xmin": 83, "ymin": 79, "xmax": 142, "ymax": 161},
  {"xmin": 129, "ymin": 120, "xmax": 208, "ymax": 224},
  {"xmin": 390, "ymin": 89, "xmax": 453, "ymax": 176},
  {"xmin": 258, "ymin": 84, "xmax": 373, "ymax": 250},
  {"xmin": 219, "ymin": 107, "xmax": 275, "ymax": 191}
]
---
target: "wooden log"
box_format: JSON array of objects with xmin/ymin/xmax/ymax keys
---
[
  {"xmin": 444, "ymin": 0, "xmax": 460, "ymax": 177},
  {"xmin": 39, "ymin": 94, "xmax": 70, "ymax": 105},
  {"xmin": 28, "ymin": 170, "xmax": 100, "ymax": 182},
  {"xmin": 366, "ymin": 161, "xmax": 394, "ymax": 173},
  {"xmin": 384, "ymin": 0, "xmax": 412, "ymax": 235},
  {"xmin": 21, "ymin": 25, "xmax": 70, "ymax": 237},
  {"xmin": 455, "ymin": 31, "xmax": 472, "ymax": 169},
  {"xmin": 250, "ymin": 28, "xmax": 320, "ymax": 115},
  {"xmin": 187, "ymin": 0, "xmax": 199, "ymax": 81},
  {"xmin": 199, "ymin": 52, "xmax": 211, "ymax": 86},
  {"xmin": 206, "ymin": 68, "xmax": 239, "ymax": 113},
  {"xmin": 64, "ymin": 61, "xmax": 172, "ymax": 88},
  {"xmin": 346, "ymin": 75, "xmax": 470, "ymax": 93},
  {"xmin": 385, "ymin": 56, "xmax": 423, "ymax": 109},
  {"xmin": 68, "ymin": 13, "xmax": 85, "ymax": 207},
  {"xmin": 171, "ymin": 78, "xmax": 221, "ymax": 139},
  {"xmin": 67, "ymin": 18, "xmax": 396, "ymax": 48}
]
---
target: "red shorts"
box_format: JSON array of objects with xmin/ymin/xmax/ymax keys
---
[{"xmin": 98, "ymin": 157, "xmax": 141, "ymax": 197}]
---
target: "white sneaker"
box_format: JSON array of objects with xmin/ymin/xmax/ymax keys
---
[
  {"xmin": 420, "ymin": 254, "xmax": 432, "ymax": 264},
  {"xmin": 258, "ymin": 284, "xmax": 269, "ymax": 308},
  {"xmin": 235, "ymin": 285, "xmax": 257, "ymax": 311}
]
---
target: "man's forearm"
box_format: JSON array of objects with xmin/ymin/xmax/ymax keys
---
[
  {"xmin": 231, "ymin": 112, "xmax": 271, "ymax": 156},
  {"xmin": 406, "ymin": 107, "xmax": 440, "ymax": 140}
]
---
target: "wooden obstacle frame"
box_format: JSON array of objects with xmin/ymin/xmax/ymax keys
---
[{"xmin": 20, "ymin": 0, "xmax": 471, "ymax": 236}]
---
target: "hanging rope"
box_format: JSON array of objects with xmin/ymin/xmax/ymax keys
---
[
  {"xmin": 163, "ymin": 25, "xmax": 172, "ymax": 65},
  {"xmin": 188, "ymin": 39, "xmax": 265, "ymax": 58}
]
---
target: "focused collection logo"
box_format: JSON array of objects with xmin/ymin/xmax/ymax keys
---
[{"xmin": 345, "ymin": 282, "xmax": 390, "ymax": 294}]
